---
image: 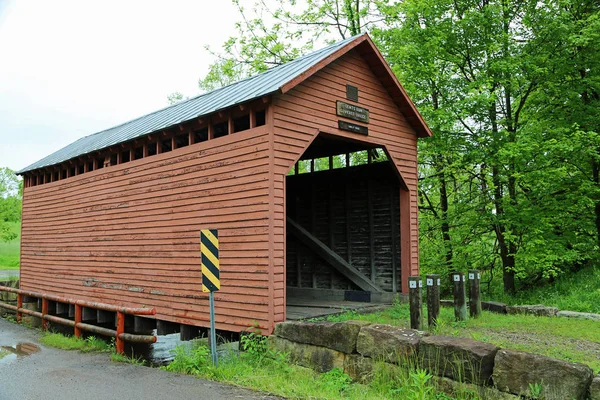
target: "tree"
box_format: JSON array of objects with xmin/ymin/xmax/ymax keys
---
[
  {"xmin": 374, "ymin": 0, "xmax": 597, "ymax": 293},
  {"xmin": 0, "ymin": 168, "xmax": 21, "ymax": 242},
  {"xmin": 198, "ymin": 0, "xmax": 382, "ymax": 90}
]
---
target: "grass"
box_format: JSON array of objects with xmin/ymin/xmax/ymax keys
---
[
  {"xmin": 486, "ymin": 266, "xmax": 600, "ymax": 314},
  {"xmin": 161, "ymin": 334, "xmax": 468, "ymax": 400},
  {"xmin": 110, "ymin": 351, "xmax": 146, "ymax": 365},
  {"xmin": 39, "ymin": 332, "xmax": 112, "ymax": 353},
  {"xmin": 325, "ymin": 302, "xmax": 600, "ymax": 373},
  {"xmin": 0, "ymin": 222, "xmax": 20, "ymax": 270},
  {"xmin": 0, "ymin": 348, "xmax": 10, "ymax": 360}
]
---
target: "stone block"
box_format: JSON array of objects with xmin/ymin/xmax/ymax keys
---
[
  {"xmin": 493, "ymin": 349, "xmax": 593, "ymax": 400},
  {"xmin": 557, "ymin": 310, "xmax": 600, "ymax": 321},
  {"xmin": 590, "ymin": 375, "xmax": 600, "ymax": 400},
  {"xmin": 21, "ymin": 301, "xmax": 42, "ymax": 328},
  {"xmin": 267, "ymin": 336, "xmax": 345, "ymax": 373},
  {"xmin": 481, "ymin": 301, "xmax": 507, "ymax": 314},
  {"xmin": 273, "ymin": 320, "xmax": 365, "ymax": 354},
  {"xmin": 344, "ymin": 354, "xmax": 374, "ymax": 382},
  {"xmin": 356, "ymin": 324, "xmax": 421, "ymax": 364},
  {"xmin": 432, "ymin": 377, "xmax": 519, "ymax": 399},
  {"xmin": 506, "ymin": 304, "xmax": 558, "ymax": 317},
  {"xmin": 419, "ymin": 336, "xmax": 498, "ymax": 385}
]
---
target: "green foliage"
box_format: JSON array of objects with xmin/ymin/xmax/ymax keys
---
[
  {"xmin": 161, "ymin": 335, "xmax": 483, "ymax": 399},
  {"xmin": 163, "ymin": 342, "xmax": 212, "ymax": 375},
  {"xmin": 372, "ymin": 0, "xmax": 600, "ymax": 294},
  {"xmin": 197, "ymin": 0, "xmax": 379, "ymax": 91},
  {"xmin": 326, "ymin": 301, "xmax": 600, "ymax": 372},
  {"xmin": 110, "ymin": 352, "xmax": 145, "ymax": 365},
  {"xmin": 0, "ymin": 168, "xmax": 21, "ymax": 243},
  {"xmin": 0, "ymin": 221, "xmax": 20, "ymax": 270},
  {"xmin": 166, "ymin": 91, "xmax": 187, "ymax": 105},
  {"xmin": 40, "ymin": 333, "xmax": 111, "ymax": 352},
  {"xmin": 488, "ymin": 266, "xmax": 600, "ymax": 314},
  {"xmin": 529, "ymin": 382, "xmax": 544, "ymax": 399},
  {"xmin": 0, "ymin": 348, "xmax": 10, "ymax": 360},
  {"xmin": 317, "ymin": 368, "xmax": 353, "ymax": 394}
]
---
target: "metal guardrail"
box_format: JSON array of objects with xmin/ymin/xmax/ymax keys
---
[{"xmin": 0, "ymin": 286, "xmax": 156, "ymax": 353}]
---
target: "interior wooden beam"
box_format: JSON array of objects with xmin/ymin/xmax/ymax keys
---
[
  {"xmin": 287, "ymin": 216, "xmax": 384, "ymax": 293},
  {"xmin": 228, "ymin": 114, "xmax": 234, "ymax": 135},
  {"xmin": 249, "ymin": 108, "xmax": 256, "ymax": 128}
]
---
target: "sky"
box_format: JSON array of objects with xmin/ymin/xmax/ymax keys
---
[{"xmin": 0, "ymin": 0, "xmax": 240, "ymax": 172}]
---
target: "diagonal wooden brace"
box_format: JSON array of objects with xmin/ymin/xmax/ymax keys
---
[{"xmin": 287, "ymin": 216, "xmax": 384, "ymax": 293}]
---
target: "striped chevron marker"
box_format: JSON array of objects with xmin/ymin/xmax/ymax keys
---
[{"xmin": 201, "ymin": 229, "xmax": 220, "ymax": 292}]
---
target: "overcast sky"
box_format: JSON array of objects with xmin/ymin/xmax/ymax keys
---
[{"xmin": 0, "ymin": 0, "xmax": 240, "ymax": 172}]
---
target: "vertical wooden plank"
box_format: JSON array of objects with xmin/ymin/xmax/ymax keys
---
[
  {"xmin": 295, "ymin": 191, "xmax": 302, "ymax": 288},
  {"xmin": 249, "ymin": 108, "xmax": 256, "ymax": 128},
  {"xmin": 189, "ymin": 131, "xmax": 194, "ymax": 145},
  {"xmin": 143, "ymin": 144, "xmax": 149, "ymax": 158},
  {"xmin": 400, "ymin": 188, "xmax": 411, "ymax": 294},
  {"xmin": 368, "ymin": 179, "xmax": 375, "ymax": 282},
  {"xmin": 311, "ymin": 182, "xmax": 317, "ymax": 289},
  {"xmin": 172, "ymin": 136, "xmax": 177, "ymax": 151},
  {"xmin": 294, "ymin": 163, "xmax": 299, "ymax": 175},
  {"xmin": 329, "ymin": 155, "xmax": 334, "ymax": 170},
  {"xmin": 310, "ymin": 159, "xmax": 315, "ymax": 173},
  {"xmin": 390, "ymin": 186, "xmax": 398, "ymax": 293},
  {"xmin": 129, "ymin": 148, "xmax": 135, "ymax": 161},
  {"xmin": 267, "ymin": 103, "xmax": 276, "ymax": 331},
  {"xmin": 228, "ymin": 114, "xmax": 234, "ymax": 134},
  {"xmin": 208, "ymin": 119, "xmax": 214, "ymax": 140},
  {"xmin": 329, "ymin": 186, "xmax": 335, "ymax": 289},
  {"xmin": 345, "ymin": 182, "xmax": 352, "ymax": 265}
]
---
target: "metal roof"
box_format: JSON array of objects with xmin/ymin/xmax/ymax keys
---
[{"xmin": 18, "ymin": 34, "xmax": 361, "ymax": 174}]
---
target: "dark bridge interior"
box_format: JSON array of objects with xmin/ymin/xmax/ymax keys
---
[{"xmin": 285, "ymin": 134, "xmax": 401, "ymax": 311}]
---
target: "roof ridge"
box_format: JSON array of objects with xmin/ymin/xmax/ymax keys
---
[
  {"xmin": 18, "ymin": 33, "xmax": 368, "ymax": 174},
  {"xmin": 84, "ymin": 34, "xmax": 362, "ymax": 140}
]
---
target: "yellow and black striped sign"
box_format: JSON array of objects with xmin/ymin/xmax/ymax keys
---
[{"xmin": 201, "ymin": 229, "xmax": 220, "ymax": 292}]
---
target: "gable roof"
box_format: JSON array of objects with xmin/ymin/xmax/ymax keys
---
[{"xmin": 18, "ymin": 34, "xmax": 431, "ymax": 174}]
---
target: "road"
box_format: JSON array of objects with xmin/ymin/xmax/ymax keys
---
[{"xmin": 0, "ymin": 318, "xmax": 278, "ymax": 400}]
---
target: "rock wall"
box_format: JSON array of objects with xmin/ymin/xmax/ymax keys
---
[{"xmin": 268, "ymin": 321, "xmax": 598, "ymax": 400}]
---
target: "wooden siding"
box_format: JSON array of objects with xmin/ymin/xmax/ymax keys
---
[
  {"xmin": 272, "ymin": 48, "xmax": 420, "ymax": 321},
  {"xmin": 20, "ymin": 126, "xmax": 275, "ymax": 333}
]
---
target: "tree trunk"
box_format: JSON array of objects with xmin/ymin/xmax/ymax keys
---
[{"xmin": 439, "ymin": 168, "xmax": 453, "ymax": 268}]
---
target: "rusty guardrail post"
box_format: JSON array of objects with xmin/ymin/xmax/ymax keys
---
[
  {"xmin": 16, "ymin": 293, "xmax": 22, "ymax": 323},
  {"xmin": 116, "ymin": 312, "xmax": 125, "ymax": 354},
  {"xmin": 41, "ymin": 298, "xmax": 49, "ymax": 331},
  {"xmin": 74, "ymin": 304, "xmax": 82, "ymax": 337}
]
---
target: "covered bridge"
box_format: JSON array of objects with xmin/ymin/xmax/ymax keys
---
[{"xmin": 17, "ymin": 33, "xmax": 431, "ymax": 335}]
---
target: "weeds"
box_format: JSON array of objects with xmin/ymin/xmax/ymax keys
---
[
  {"xmin": 110, "ymin": 351, "xmax": 145, "ymax": 365},
  {"xmin": 39, "ymin": 332, "xmax": 111, "ymax": 352},
  {"xmin": 325, "ymin": 301, "xmax": 600, "ymax": 372}
]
